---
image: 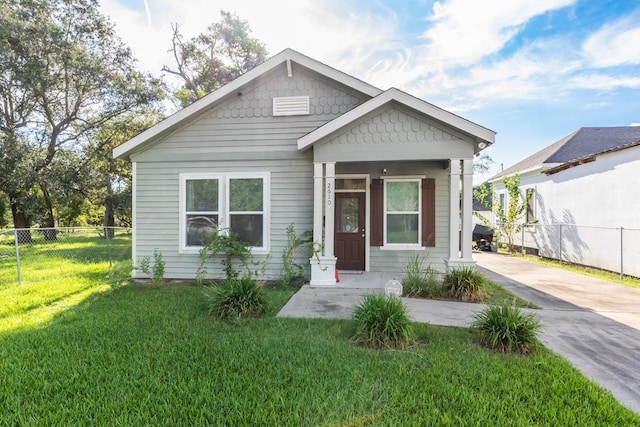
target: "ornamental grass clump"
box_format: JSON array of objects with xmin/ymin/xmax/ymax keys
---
[
  {"xmin": 442, "ymin": 266, "xmax": 486, "ymax": 302},
  {"xmin": 204, "ymin": 276, "xmax": 267, "ymax": 320},
  {"xmin": 472, "ymin": 303, "xmax": 541, "ymax": 354},
  {"xmin": 402, "ymin": 254, "xmax": 442, "ymax": 298},
  {"xmin": 352, "ymin": 294, "xmax": 415, "ymax": 349}
]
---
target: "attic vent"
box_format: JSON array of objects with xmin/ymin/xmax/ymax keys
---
[{"xmin": 273, "ymin": 96, "xmax": 310, "ymax": 116}]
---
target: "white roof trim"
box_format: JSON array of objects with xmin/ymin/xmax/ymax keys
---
[
  {"xmin": 114, "ymin": 48, "xmax": 382, "ymax": 159},
  {"xmin": 297, "ymin": 88, "xmax": 495, "ymax": 151}
]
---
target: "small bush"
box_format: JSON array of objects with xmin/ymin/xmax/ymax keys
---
[
  {"xmin": 204, "ymin": 276, "xmax": 267, "ymax": 320},
  {"xmin": 402, "ymin": 254, "xmax": 442, "ymax": 298},
  {"xmin": 442, "ymin": 266, "xmax": 486, "ymax": 302},
  {"xmin": 352, "ymin": 294, "xmax": 415, "ymax": 349},
  {"xmin": 472, "ymin": 303, "xmax": 541, "ymax": 354}
]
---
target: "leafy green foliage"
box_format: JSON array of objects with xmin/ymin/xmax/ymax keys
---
[
  {"xmin": 402, "ymin": 254, "xmax": 442, "ymax": 298},
  {"xmin": 352, "ymin": 294, "xmax": 415, "ymax": 349},
  {"xmin": 472, "ymin": 303, "xmax": 542, "ymax": 354},
  {"xmin": 204, "ymin": 276, "xmax": 267, "ymax": 320},
  {"xmin": 135, "ymin": 248, "xmax": 165, "ymax": 284},
  {"xmin": 0, "ymin": 0, "xmax": 163, "ymax": 229},
  {"xmin": 279, "ymin": 224, "xmax": 312, "ymax": 286},
  {"xmin": 196, "ymin": 227, "xmax": 253, "ymax": 283},
  {"xmin": 474, "ymin": 174, "xmax": 535, "ymax": 252},
  {"xmin": 442, "ymin": 267, "xmax": 486, "ymax": 302},
  {"xmin": 162, "ymin": 11, "xmax": 268, "ymax": 108}
]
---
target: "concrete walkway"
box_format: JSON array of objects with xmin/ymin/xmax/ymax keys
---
[{"xmin": 277, "ymin": 252, "xmax": 640, "ymax": 415}]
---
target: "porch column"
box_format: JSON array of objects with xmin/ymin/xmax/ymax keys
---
[
  {"xmin": 324, "ymin": 162, "xmax": 336, "ymax": 257},
  {"xmin": 445, "ymin": 158, "xmax": 476, "ymax": 272},
  {"xmin": 309, "ymin": 162, "xmax": 337, "ymax": 286},
  {"xmin": 312, "ymin": 163, "xmax": 324, "ymax": 250},
  {"xmin": 447, "ymin": 159, "xmax": 461, "ymax": 261},
  {"xmin": 460, "ymin": 158, "xmax": 474, "ymax": 260}
]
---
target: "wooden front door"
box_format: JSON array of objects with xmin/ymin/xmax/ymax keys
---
[{"xmin": 335, "ymin": 192, "xmax": 365, "ymax": 271}]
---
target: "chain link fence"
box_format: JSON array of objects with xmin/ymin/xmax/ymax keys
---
[
  {"xmin": 514, "ymin": 224, "xmax": 640, "ymax": 279},
  {"xmin": 0, "ymin": 227, "xmax": 131, "ymax": 285}
]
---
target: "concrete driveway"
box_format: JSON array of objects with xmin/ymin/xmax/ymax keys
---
[{"xmin": 474, "ymin": 251, "xmax": 640, "ymax": 415}]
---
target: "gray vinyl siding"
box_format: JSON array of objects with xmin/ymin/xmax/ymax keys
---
[{"xmin": 130, "ymin": 65, "xmax": 368, "ymax": 280}]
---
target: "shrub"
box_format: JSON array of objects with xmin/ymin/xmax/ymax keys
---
[
  {"xmin": 135, "ymin": 248, "xmax": 165, "ymax": 284},
  {"xmin": 352, "ymin": 294, "xmax": 415, "ymax": 349},
  {"xmin": 472, "ymin": 303, "xmax": 541, "ymax": 354},
  {"xmin": 442, "ymin": 266, "xmax": 486, "ymax": 302},
  {"xmin": 279, "ymin": 224, "xmax": 312, "ymax": 287},
  {"xmin": 402, "ymin": 254, "xmax": 442, "ymax": 298},
  {"xmin": 204, "ymin": 276, "xmax": 267, "ymax": 320}
]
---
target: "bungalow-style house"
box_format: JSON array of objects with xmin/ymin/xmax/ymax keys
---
[
  {"xmin": 114, "ymin": 48, "xmax": 495, "ymax": 285},
  {"xmin": 489, "ymin": 126, "xmax": 640, "ymax": 275}
]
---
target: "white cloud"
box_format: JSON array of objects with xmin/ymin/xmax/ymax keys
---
[
  {"xmin": 422, "ymin": 0, "xmax": 576, "ymax": 66},
  {"xmin": 583, "ymin": 12, "xmax": 640, "ymax": 67},
  {"xmin": 569, "ymin": 74, "xmax": 640, "ymax": 91},
  {"xmin": 100, "ymin": 0, "xmax": 397, "ymax": 83},
  {"xmin": 630, "ymin": 122, "xmax": 640, "ymax": 127}
]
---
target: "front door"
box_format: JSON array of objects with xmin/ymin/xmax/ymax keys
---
[{"xmin": 335, "ymin": 192, "xmax": 365, "ymax": 271}]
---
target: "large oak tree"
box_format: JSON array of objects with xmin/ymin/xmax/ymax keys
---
[{"xmin": 0, "ymin": 0, "xmax": 163, "ymax": 236}]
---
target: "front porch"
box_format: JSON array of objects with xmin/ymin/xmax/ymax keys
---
[{"xmin": 308, "ymin": 159, "xmax": 476, "ymax": 287}]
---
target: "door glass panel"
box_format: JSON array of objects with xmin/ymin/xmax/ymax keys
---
[
  {"xmin": 337, "ymin": 197, "xmax": 359, "ymax": 233},
  {"xmin": 336, "ymin": 178, "xmax": 366, "ymax": 191}
]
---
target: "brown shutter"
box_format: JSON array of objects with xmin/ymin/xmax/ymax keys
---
[
  {"xmin": 370, "ymin": 179, "xmax": 383, "ymax": 246},
  {"xmin": 422, "ymin": 178, "xmax": 436, "ymax": 247}
]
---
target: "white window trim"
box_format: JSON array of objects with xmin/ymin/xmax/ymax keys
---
[
  {"xmin": 382, "ymin": 178, "xmax": 422, "ymax": 250},
  {"xmin": 179, "ymin": 172, "xmax": 270, "ymax": 254},
  {"xmin": 524, "ymin": 186, "xmax": 536, "ymax": 223}
]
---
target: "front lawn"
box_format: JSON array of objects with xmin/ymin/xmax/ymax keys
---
[{"xmin": 0, "ymin": 281, "xmax": 637, "ymax": 425}]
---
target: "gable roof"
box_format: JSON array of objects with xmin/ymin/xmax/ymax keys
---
[
  {"xmin": 113, "ymin": 48, "xmax": 382, "ymax": 159},
  {"xmin": 490, "ymin": 126, "xmax": 640, "ymax": 181},
  {"xmin": 297, "ymin": 87, "xmax": 495, "ymax": 152}
]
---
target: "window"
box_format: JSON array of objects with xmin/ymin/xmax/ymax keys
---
[
  {"xmin": 526, "ymin": 188, "xmax": 536, "ymax": 223},
  {"xmin": 498, "ymin": 193, "xmax": 506, "ymax": 213},
  {"xmin": 229, "ymin": 178, "xmax": 264, "ymax": 247},
  {"xmin": 180, "ymin": 173, "xmax": 269, "ymax": 252},
  {"xmin": 185, "ymin": 178, "xmax": 219, "ymax": 247},
  {"xmin": 384, "ymin": 180, "xmax": 421, "ymax": 246}
]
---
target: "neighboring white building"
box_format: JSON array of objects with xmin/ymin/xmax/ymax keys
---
[{"xmin": 489, "ymin": 126, "xmax": 640, "ymax": 276}]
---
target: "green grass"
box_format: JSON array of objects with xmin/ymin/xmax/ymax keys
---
[
  {"xmin": 0, "ymin": 235, "xmax": 637, "ymax": 425},
  {"xmin": 0, "ymin": 284, "xmax": 637, "ymax": 425}
]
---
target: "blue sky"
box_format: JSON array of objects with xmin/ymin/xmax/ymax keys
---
[{"xmin": 100, "ymin": 0, "xmax": 640, "ymax": 179}]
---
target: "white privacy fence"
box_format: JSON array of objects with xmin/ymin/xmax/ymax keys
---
[
  {"xmin": 0, "ymin": 227, "xmax": 131, "ymax": 284},
  {"xmin": 515, "ymin": 224, "xmax": 640, "ymax": 279}
]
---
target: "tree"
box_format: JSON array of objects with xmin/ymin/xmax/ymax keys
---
[
  {"xmin": 161, "ymin": 11, "xmax": 268, "ymax": 108},
  {"xmin": 474, "ymin": 174, "xmax": 534, "ymax": 252},
  {"xmin": 84, "ymin": 111, "xmax": 163, "ymax": 235},
  {"xmin": 0, "ymin": 0, "xmax": 164, "ymax": 235},
  {"xmin": 473, "ymin": 153, "xmax": 494, "ymax": 175}
]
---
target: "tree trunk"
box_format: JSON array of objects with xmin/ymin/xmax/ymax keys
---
[
  {"xmin": 9, "ymin": 196, "xmax": 33, "ymax": 243},
  {"xmin": 39, "ymin": 183, "xmax": 57, "ymax": 240},
  {"xmin": 103, "ymin": 178, "xmax": 115, "ymax": 238}
]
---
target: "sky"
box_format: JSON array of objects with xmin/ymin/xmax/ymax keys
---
[{"xmin": 99, "ymin": 0, "xmax": 640, "ymax": 180}]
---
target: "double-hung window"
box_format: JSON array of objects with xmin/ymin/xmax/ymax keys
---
[
  {"xmin": 384, "ymin": 179, "xmax": 421, "ymax": 247},
  {"xmin": 180, "ymin": 172, "xmax": 269, "ymax": 253}
]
